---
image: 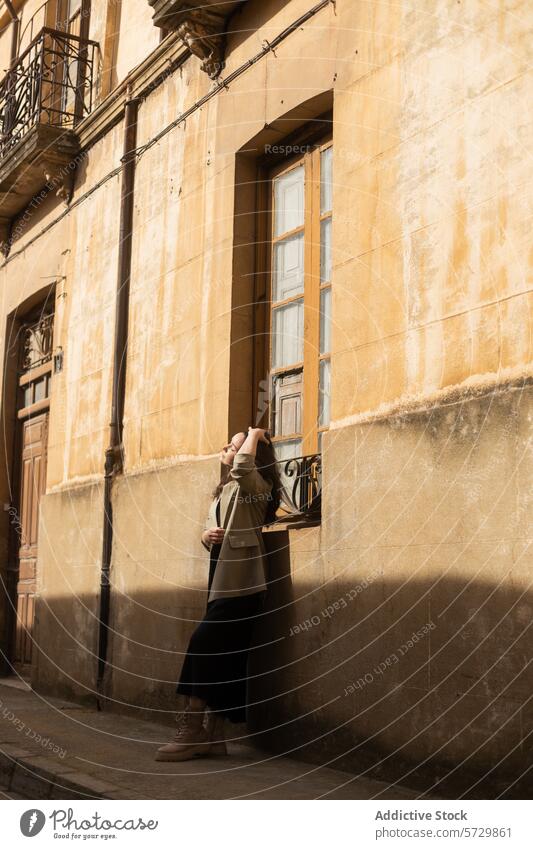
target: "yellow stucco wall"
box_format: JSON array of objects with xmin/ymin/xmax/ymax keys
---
[{"xmin": 0, "ymin": 0, "xmax": 530, "ymax": 479}]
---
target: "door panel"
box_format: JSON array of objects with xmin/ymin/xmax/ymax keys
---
[{"xmin": 14, "ymin": 413, "xmax": 48, "ymax": 670}]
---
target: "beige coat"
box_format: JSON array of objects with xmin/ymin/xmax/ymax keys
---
[{"xmin": 201, "ymin": 451, "xmax": 273, "ymax": 602}]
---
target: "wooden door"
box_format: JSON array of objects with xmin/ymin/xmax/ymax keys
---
[
  {"xmin": 13, "ymin": 413, "xmax": 48, "ymax": 671},
  {"xmin": 9, "ymin": 307, "xmax": 54, "ymax": 675}
]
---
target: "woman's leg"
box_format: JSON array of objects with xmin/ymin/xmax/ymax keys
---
[
  {"xmin": 160, "ymin": 592, "xmax": 266, "ymax": 760},
  {"xmin": 155, "ymin": 693, "xmax": 211, "ymax": 761},
  {"xmin": 188, "ymin": 695, "xmax": 207, "ymax": 713},
  {"xmin": 176, "ymin": 616, "xmax": 222, "ymax": 705},
  {"xmin": 156, "ymin": 646, "xmax": 210, "ymax": 760},
  {"xmin": 200, "ymin": 593, "xmax": 266, "ymax": 724},
  {"xmin": 205, "ymin": 709, "xmax": 228, "ymax": 755}
]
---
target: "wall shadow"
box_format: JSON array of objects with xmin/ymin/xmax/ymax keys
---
[{"xmin": 3, "ymin": 536, "xmax": 532, "ymax": 800}]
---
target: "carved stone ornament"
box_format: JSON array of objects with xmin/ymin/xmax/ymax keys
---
[
  {"xmin": 147, "ymin": 1, "xmax": 244, "ymax": 79},
  {"xmin": 42, "ymin": 163, "xmax": 76, "ymax": 206},
  {"xmin": 177, "ymin": 16, "xmax": 225, "ymax": 78}
]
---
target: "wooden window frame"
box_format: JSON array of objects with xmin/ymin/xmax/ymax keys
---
[
  {"xmin": 55, "ymin": 0, "xmax": 91, "ymax": 39},
  {"xmin": 255, "ymin": 122, "xmax": 332, "ymax": 459}
]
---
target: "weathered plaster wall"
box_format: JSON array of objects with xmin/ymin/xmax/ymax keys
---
[
  {"xmin": 16, "ymin": 0, "xmax": 48, "ymax": 54},
  {"xmin": 32, "ymin": 482, "xmax": 104, "ymax": 703},
  {"xmin": 333, "ymin": 0, "xmax": 532, "ymax": 418},
  {"xmin": 248, "ymin": 381, "xmax": 533, "ymax": 788},
  {"xmin": 113, "ymin": 0, "xmax": 160, "ymax": 84}
]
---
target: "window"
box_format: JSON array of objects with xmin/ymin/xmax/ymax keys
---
[
  {"xmin": 55, "ymin": 0, "xmax": 91, "ymax": 42},
  {"xmin": 55, "ymin": 0, "xmax": 91, "ymax": 119},
  {"xmin": 267, "ymin": 140, "xmax": 332, "ymax": 461},
  {"xmin": 17, "ymin": 310, "xmax": 54, "ymax": 418}
]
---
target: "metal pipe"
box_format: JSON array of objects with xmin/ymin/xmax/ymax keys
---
[{"xmin": 96, "ymin": 84, "xmax": 139, "ymax": 709}]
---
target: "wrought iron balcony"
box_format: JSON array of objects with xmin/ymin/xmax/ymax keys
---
[
  {"xmin": 270, "ymin": 453, "xmax": 322, "ymax": 526},
  {"xmin": 0, "ymin": 26, "xmax": 98, "ymax": 158},
  {"xmin": 0, "ymin": 27, "xmax": 99, "ymax": 253}
]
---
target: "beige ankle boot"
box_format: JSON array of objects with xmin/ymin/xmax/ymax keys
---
[
  {"xmin": 205, "ymin": 710, "xmax": 228, "ymax": 756},
  {"xmin": 155, "ymin": 705, "xmax": 211, "ymax": 762}
]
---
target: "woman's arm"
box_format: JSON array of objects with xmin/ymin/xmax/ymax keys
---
[
  {"xmin": 229, "ymin": 428, "xmax": 272, "ymax": 495},
  {"xmin": 238, "ymin": 428, "xmax": 269, "ymax": 457}
]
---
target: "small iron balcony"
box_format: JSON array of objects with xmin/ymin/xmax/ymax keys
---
[
  {"xmin": 0, "ymin": 27, "xmax": 99, "ymax": 253},
  {"xmin": 270, "ymin": 453, "xmax": 322, "ymax": 527},
  {"xmin": 0, "ymin": 26, "xmax": 98, "ymax": 157}
]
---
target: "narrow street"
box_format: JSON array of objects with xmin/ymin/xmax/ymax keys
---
[{"xmin": 0, "ymin": 680, "xmax": 422, "ymax": 800}]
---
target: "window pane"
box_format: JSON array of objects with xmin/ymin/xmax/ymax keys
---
[
  {"xmin": 272, "ymin": 438, "xmax": 302, "ymax": 463},
  {"xmin": 274, "ymin": 165, "xmax": 304, "ymax": 237},
  {"xmin": 317, "ymin": 430, "xmax": 323, "ymax": 453},
  {"xmin": 272, "ymin": 299, "xmax": 304, "ymax": 368},
  {"xmin": 23, "ymin": 385, "xmax": 33, "ymax": 407},
  {"xmin": 33, "ymin": 377, "xmax": 47, "ymax": 402},
  {"xmin": 320, "ymin": 217, "xmax": 332, "ymax": 283},
  {"xmin": 318, "ymin": 358, "xmax": 331, "ymax": 427},
  {"xmin": 273, "ymin": 232, "xmax": 304, "ymax": 302},
  {"xmin": 272, "ymin": 371, "xmax": 302, "ymax": 437},
  {"xmin": 320, "ymin": 146, "xmax": 333, "ymax": 214},
  {"xmin": 319, "ymin": 287, "xmax": 331, "ymax": 354}
]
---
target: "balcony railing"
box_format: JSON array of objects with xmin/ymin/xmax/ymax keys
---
[
  {"xmin": 0, "ymin": 27, "xmax": 99, "ymax": 159},
  {"xmin": 270, "ymin": 453, "xmax": 322, "ymax": 525}
]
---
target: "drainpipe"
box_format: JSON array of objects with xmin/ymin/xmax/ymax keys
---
[
  {"xmin": 4, "ymin": 0, "xmax": 19, "ymax": 69},
  {"xmin": 96, "ymin": 83, "xmax": 139, "ymax": 709}
]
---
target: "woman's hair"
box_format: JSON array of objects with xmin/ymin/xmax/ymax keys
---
[{"xmin": 211, "ymin": 431, "xmax": 283, "ymax": 525}]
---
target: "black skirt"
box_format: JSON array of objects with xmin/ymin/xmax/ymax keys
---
[{"xmin": 175, "ymin": 542, "xmax": 266, "ymax": 723}]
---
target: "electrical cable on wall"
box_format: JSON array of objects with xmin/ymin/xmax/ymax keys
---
[{"xmin": 0, "ymin": 0, "xmax": 333, "ymax": 267}]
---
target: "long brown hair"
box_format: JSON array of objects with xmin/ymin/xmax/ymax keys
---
[{"xmin": 211, "ymin": 432, "xmax": 282, "ymax": 525}]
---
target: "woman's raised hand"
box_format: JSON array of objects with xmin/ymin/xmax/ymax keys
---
[{"xmin": 247, "ymin": 427, "xmax": 271, "ymax": 444}]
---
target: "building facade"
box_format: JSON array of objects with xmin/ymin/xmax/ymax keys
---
[{"xmin": 0, "ymin": 0, "xmax": 531, "ymax": 789}]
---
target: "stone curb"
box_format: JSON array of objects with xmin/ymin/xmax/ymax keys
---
[{"xmin": 0, "ymin": 743, "xmax": 144, "ymax": 800}]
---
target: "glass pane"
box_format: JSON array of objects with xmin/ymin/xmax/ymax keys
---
[
  {"xmin": 317, "ymin": 430, "xmax": 323, "ymax": 453},
  {"xmin": 272, "ymin": 439, "xmax": 302, "ymax": 463},
  {"xmin": 274, "ymin": 165, "xmax": 304, "ymax": 237},
  {"xmin": 320, "ymin": 216, "xmax": 332, "ymax": 283},
  {"xmin": 319, "ymin": 287, "xmax": 331, "ymax": 354},
  {"xmin": 33, "ymin": 377, "xmax": 47, "ymax": 402},
  {"xmin": 318, "ymin": 358, "xmax": 331, "ymax": 428},
  {"xmin": 272, "ymin": 300, "xmax": 304, "ymax": 368},
  {"xmin": 320, "ymin": 146, "xmax": 333, "ymax": 214},
  {"xmin": 273, "ymin": 232, "xmax": 304, "ymax": 302},
  {"xmin": 23, "ymin": 385, "xmax": 33, "ymax": 407}
]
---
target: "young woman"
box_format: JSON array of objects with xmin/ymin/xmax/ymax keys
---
[{"xmin": 155, "ymin": 426, "xmax": 281, "ymax": 761}]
